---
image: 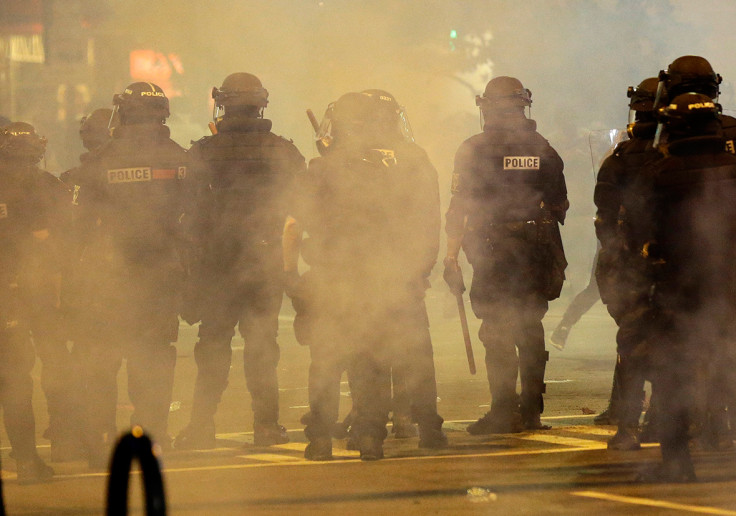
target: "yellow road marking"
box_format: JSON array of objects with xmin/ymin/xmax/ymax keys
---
[
  {"xmin": 240, "ymin": 453, "xmax": 302, "ymax": 463},
  {"xmin": 564, "ymin": 426, "xmax": 616, "ymax": 436},
  {"xmin": 572, "ymin": 491, "xmax": 736, "ymax": 515},
  {"xmin": 271, "ymin": 442, "xmax": 307, "ymax": 451},
  {"xmin": 49, "ymin": 444, "xmax": 608, "ymax": 480},
  {"xmin": 518, "ymin": 434, "xmax": 605, "ymax": 447}
]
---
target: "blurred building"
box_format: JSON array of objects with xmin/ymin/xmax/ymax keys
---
[{"xmin": 0, "ymin": 0, "xmax": 119, "ymax": 171}]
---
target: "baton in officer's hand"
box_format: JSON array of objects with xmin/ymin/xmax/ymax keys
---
[{"xmin": 443, "ymin": 257, "xmax": 476, "ymax": 375}]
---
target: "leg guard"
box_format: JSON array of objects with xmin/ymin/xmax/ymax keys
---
[{"xmin": 190, "ymin": 333, "xmax": 233, "ymax": 425}]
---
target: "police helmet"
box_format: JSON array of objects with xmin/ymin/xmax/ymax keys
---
[
  {"xmin": 661, "ymin": 55, "xmax": 722, "ymax": 100},
  {"xmin": 477, "ymin": 76, "xmax": 532, "ymax": 110},
  {"xmin": 320, "ymin": 92, "xmax": 378, "ymax": 146},
  {"xmin": 0, "ymin": 121, "xmax": 47, "ymax": 164},
  {"xmin": 360, "ymin": 89, "xmax": 414, "ymax": 142},
  {"xmin": 627, "ymin": 77, "xmax": 660, "ymax": 112},
  {"xmin": 212, "ymin": 72, "xmax": 268, "ymax": 121},
  {"xmin": 79, "ymin": 108, "xmax": 118, "ymax": 150},
  {"xmin": 331, "ymin": 92, "xmax": 376, "ymax": 124},
  {"xmin": 112, "ymin": 82, "xmax": 170, "ymax": 125},
  {"xmin": 659, "ymin": 92, "xmax": 721, "ymax": 136}
]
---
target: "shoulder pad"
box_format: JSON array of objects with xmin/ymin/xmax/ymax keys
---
[
  {"xmin": 190, "ymin": 135, "xmax": 212, "ymax": 147},
  {"xmin": 276, "ymin": 134, "xmax": 295, "ymax": 144}
]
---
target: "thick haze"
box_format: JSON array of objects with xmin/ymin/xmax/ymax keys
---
[{"xmin": 35, "ymin": 0, "xmax": 736, "ymax": 288}]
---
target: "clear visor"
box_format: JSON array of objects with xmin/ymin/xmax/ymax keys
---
[
  {"xmin": 313, "ymin": 103, "xmax": 335, "ymax": 154},
  {"xmin": 588, "ymin": 128, "xmax": 628, "ymax": 179},
  {"xmin": 397, "ymin": 107, "xmax": 415, "ymax": 143},
  {"xmin": 628, "ymin": 109, "xmax": 637, "ymax": 125}
]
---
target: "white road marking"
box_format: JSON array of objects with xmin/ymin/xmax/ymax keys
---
[{"xmin": 572, "ymin": 491, "xmax": 736, "ymax": 515}]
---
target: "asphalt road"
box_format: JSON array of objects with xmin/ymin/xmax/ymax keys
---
[{"xmin": 4, "ymin": 294, "xmax": 736, "ymax": 514}]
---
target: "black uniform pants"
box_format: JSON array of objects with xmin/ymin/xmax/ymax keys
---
[
  {"xmin": 84, "ymin": 265, "xmax": 181, "ymax": 452},
  {"xmin": 302, "ymin": 280, "xmax": 392, "ymax": 443},
  {"xmin": 190, "ymin": 274, "xmax": 283, "ymax": 427},
  {"xmin": 469, "ymin": 259, "xmax": 549, "ymax": 420},
  {"xmin": 30, "ymin": 308, "xmax": 84, "ymax": 445},
  {"xmin": 384, "ymin": 297, "xmax": 443, "ymax": 432},
  {"xmin": 0, "ymin": 327, "xmax": 41, "ymax": 462}
]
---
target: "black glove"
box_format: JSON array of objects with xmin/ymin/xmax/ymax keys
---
[
  {"xmin": 443, "ymin": 257, "xmax": 466, "ymax": 296},
  {"xmin": 283, "ymin": 269, "xmax": 302, "ymax": 299}
]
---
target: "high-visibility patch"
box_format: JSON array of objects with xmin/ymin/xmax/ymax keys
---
[
  {"xmin": 177, "ymin": 166, "xmax": 187, "ymax": 179},
  {"xmin": 107, "ymin": 167, "xmax": 152, "ymax": 184},
  {"xmin": 503, "ymin": 156, "xmax": 540, "ymax": 170},
  {"xmin": 152, "ymin": 168, "xmax": 176, "ymax": 179},
  {"xmin": 0, "ymin": 203, "xmax": 7, "ymax": 219},
  {"xmin": 726, "ymin": 139, "xmax": 735, "ymax": 155}
]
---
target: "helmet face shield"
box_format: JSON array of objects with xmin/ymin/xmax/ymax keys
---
[
  {"xmin": 397, "ymin": 106, "xmax": 414, "ymax": 143},
  {"xmin": 314, "ymin": 102, "xmax": 335, "ymax": 154}
]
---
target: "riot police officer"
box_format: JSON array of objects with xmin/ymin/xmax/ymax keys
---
[
  {"xmin": 443, "ymin": 76, "xmax": 568, "ymax": 433},
  {"xmin": 285, "ymin": 90, "xmax": 445, "ymax": 460},
  {"xmin": 46, "ymin": 108, "xmax": 120, "ymax": 462},
  {"xmin": 0, "ymin": 122, "xmax": 58, "ymax": 482},
  {"xmin": 174, "ymin": 73, "xmax": 305, "ymax": 449},
  {"xmin": 593, "ymin": 77, "xmax": 664, "ymax": 450},
  {"xmin": 626, "ymin": 93, "xmax": 736, "ymax": 481},
  {"xmin": 360, "ymin": 88, "xmax": 445, "ymax": 445},
  {"xmin": 74, "ymin": 82, "xmax": 190, "ymax": 467},
  {"xmin": 656, "ymin": 56, "xmax": 736, "ymax": 446}
]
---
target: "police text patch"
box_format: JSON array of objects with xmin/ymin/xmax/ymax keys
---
[
  {"xmin": 503, "ymin": 156, "xmax": 540, "ymax": 170},
  {"xmin": 0, "ymin": 204, "xmax": 7, "ymax": 219},
  {"xmin": 107, "ymin": 167, "xmax": 152, "ymax": 184}
]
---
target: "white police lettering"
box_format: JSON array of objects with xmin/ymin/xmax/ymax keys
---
[
  {"xmin": 503, "ymin": 156, "xmax": 540, "ymax": 170},
  {"xmin": 726, "ymin": 140, "xmax": 735, "ymax": 155},
  {"xmin": 0, "ymin": 203, "xmax": 7, "ymax": 219},
  {"xmin": 140, "ymin": 91, "xmax": 165, "ymax": 97},
  {"xmin": 107, "ymin": 167, "xmax": 152, "ymax": 184}
]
